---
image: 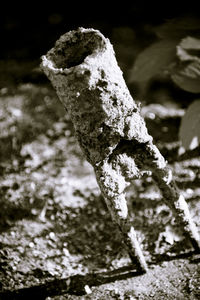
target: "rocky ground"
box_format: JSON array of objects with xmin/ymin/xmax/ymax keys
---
[{"xmin": 0, "ymin": 56, "xmax": 199, "ymax": 299}]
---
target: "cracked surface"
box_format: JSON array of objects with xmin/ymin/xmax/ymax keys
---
[{"xmin": 41, "ymin": 27, "xmax": 200, "ymax": 270}]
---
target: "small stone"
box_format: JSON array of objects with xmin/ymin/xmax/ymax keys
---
[
  {"xmin": 84, "ymin": 285, "xmax": 92, "ymax": 294},
  {"xmin": 63, "ymin": 248, "xmax": 70, "ymax": 256},
  {"xmin": 29, "ymin": 242, "xmax": 35, "ymax": 248},
  {"xmin": 49, "ymin": 232, "xmax": 56, "ymax": 240},
  {"xmin": 186, "ymin": 188, "xmax": 193, "ymax": 195}
]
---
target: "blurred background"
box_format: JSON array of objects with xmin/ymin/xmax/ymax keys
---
[{"xmin": 1, "ymin": 1, "xmax": 200, "ymax": 60}]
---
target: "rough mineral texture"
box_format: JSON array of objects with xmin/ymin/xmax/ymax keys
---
[{"xmin": 41, "ymin": 28, "xmax": 200, "ymax": 272}]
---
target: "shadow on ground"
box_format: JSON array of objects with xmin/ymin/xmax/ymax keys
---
[{"xmin": 0, "ymin": 250, "xmax": 198, "ymax": 300}]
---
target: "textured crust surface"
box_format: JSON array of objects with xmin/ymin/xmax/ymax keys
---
[
  {"xmin": 41, "ymin": 28, "xmax": 200, "ymax": 271},
  {"xmin": 41, "ymin": 28, "xmax": 151, "ymax": 165}
]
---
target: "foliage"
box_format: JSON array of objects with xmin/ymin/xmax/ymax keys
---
[
  {"xmin": 128, "ymin": 39, "xmax": 178, "ymax": 83},
  {"xmin": 171, "ymin": 36, "xmax": 200, "ymax": 94},
  {"xmin": 129, "ymin": 17, "xmax": 200, "ymax": 151},
  {"xmin": 179, "ymin": 99, "xmax": 200, "ymax": 150}
]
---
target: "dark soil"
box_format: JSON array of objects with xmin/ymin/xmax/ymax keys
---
[{"xmin": 0, "ymin": 35, "xmax": 199, "ymax": 299}]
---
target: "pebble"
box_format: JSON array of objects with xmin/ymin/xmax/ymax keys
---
[
  {"xmin": 29, "ymin": 242, "xmax": 35, "ymax": 248},
  {"xmin": 63, "ymin": 248, "xmax": 70, "ymax": 256},
  {"xmin": 84, "ymin": 285, "xmax": 92, "ymax": 294},
  {"xmin": 49, "ymin": 232, "xmax": 56, "ymax": 240}
]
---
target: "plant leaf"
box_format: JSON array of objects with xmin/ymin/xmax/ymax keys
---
[
  {"xmin": 176, "ymin": 36, "xmax": 200, "ymax": 61},
  {"xmin": 179, "ymin": 99, "xmax": 200, "ymax": 150},
  {"xmin": 171, "ymin": 60, "xmax": 200, "ymax": 93},
  {"xmin": 154, "ymin": 17, "xmax": 200, "ymax": 39},
  {"xmin": 179, "ymin": 36, "xmax": 200, "ymax": 50},
  {"xmin": 128, "ymin": 39, "xmax": 178, "ymax": 83}
]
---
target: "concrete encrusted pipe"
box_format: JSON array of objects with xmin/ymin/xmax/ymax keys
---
[{"xmin": 41, "ymin": 27, "xmax": 200, "ymax": 273}]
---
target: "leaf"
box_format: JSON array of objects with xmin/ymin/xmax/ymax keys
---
[
  {"xmin": 176, "ymin": 36, "xmax": 200, "ymax": 62},
  {"xmin": 170, "ymin": 36, "xmax": 200, "ymax": 93},
  {"xmin": 179, "ymin": 100, "xmax": 200, "ymax": 150},
  {"xmin": 171, "ymin": 60, "xmax": 200, "ymax": 93},
  {"xmin": 180, "ymin": 36, "xmax": 200, "ymax": 50},
  {"xmin": 154, "ymin": 16, "xmax": 200, "ymax": 39},
  {"xmin": 128, "ymin": 39, "xmax": 178, "ymax": 83}
]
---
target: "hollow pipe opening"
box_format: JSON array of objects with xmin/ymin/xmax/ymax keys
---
[{"xmin": 47, "ymin": 29, "xmax": 106, "ymax": 69}]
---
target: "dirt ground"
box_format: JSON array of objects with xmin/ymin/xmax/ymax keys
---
[{"xmin": 0, "ymin": 51, "xmax": 200, "ymax": 299}]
